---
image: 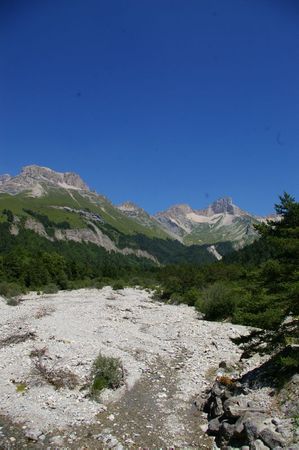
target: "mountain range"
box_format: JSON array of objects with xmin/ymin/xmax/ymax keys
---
[{"xmin": 0, "ymin": 165, "xmax": 275, "ymax": 263}]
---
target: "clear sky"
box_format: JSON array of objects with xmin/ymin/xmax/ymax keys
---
[{"xmin": 1, "ymin": 0, "xmax": 298, "ymax": 215}]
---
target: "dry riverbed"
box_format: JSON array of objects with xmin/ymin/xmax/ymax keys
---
[{"xmin": 0, "ymin": 287, "xmax": 252, "ymax": 448}]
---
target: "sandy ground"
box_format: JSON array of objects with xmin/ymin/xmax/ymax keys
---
[{"xmin": 0, "ymin": 287, "xmax": 250, "ymax": 448}]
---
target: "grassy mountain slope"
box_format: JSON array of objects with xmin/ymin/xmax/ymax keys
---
[{"xmin": 183, "ymin": 215, "xmax": 259, "ymax": 247}]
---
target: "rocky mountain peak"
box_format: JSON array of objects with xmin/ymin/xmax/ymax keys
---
[
  {"xmin": 209, "ymin": 197, "xmax": 236, "ymax": 215},
  {"xmin": 156, "ymin": 204, "xmax": 193, "ymax": 218},
  {"xmin": 20, "ymin": 165, "xmax": 89, "ymax": 191},
  {"xmin": 118, "ymin": 201, "xmax": 143, "ymax": 212},
  {"xmin": 196, "ymin": 197, "xmax": 244, "ymax": 217},
  {"xmin": 0, "ymin": 165, "xmax": 90, "ymax": 195}
]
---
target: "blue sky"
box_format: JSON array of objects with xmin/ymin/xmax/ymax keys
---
[{"xmin": 1, "ymin": 0, "xmax": 298, "ymax": 215}]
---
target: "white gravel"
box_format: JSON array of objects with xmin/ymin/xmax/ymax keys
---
[{"xmin": 0, "ymin": 287, "xmax": 251, "ymax": 434}]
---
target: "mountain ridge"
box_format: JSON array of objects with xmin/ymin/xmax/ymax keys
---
[{"xmin": 0, "ymin": 165, "xmax": 276, "ymax": 254}]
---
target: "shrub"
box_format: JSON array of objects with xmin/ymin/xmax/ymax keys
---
[
  {"xmin": 169, "ymin": 292, "xmax": 185, "ymax": 304},
  {"xmin": 6, "ymin": 297, "xmax": 21, "ymax": 306},
  {"xmin": 195, "ymin": 282, "xmax": 236, "ymax": 321},
  {"xmin": 43, "ymin": 283, "xmax": 59, "ymax": 294},
  {"xmin": 182, "ymin": 287, "xmax": 201, "ymax": 306},
  {"xmin": 90, "ymin": 354, "xmax": 123, "ymax": 397},
  {"xmin": 112, "ymin": 280, "xmax": 125, "ymax": 291},
  {"xmin": 0, "ymin": 281, "xmax": 23, "ymax": 301}
]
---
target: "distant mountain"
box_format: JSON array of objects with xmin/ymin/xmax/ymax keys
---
[
  {"xmin": 0, "ymin": 165, "xmax": 217, "ymax": 265},
  {"xmin": 155, "ymin": 197, "xmax": 265, "ymax": 248},
  {"xmin": 0, "ymin": 165, "xmax": 276, "ymax": 262},
  {"xmin": 0, "ymin": 165, "xmax": 89, "ymax": 195},
  {"xmin": 117, "ymin": 201, "xmax": 177, "ymax": 239}
]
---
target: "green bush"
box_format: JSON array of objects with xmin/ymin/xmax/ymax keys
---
[
  {"xmin": 195, "ymin": 282, "xmax": 236, "ymax": 321},
  {"xmin": 43, "ymin": 283, "xmax": 59, "ymax": 294},
  {"xmin": 182, "ymin": 287, "xmax": 201, "ymax": 306},
  {"xmin": 112, "ymin": 280, "xmax": 125, "ymax": 290},
  {"xmin": 169, "ymin": 292, "xmax": 185, "ymax": 304},
  {"xmin": 90, "ymin": 354, "xmax": 123, "ymax": 397},
  {"xmin": 0, "ymin": 281, "xmax": 23, "ymax": 299}
]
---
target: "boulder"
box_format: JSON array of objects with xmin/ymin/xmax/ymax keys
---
[
  {"xmin": 251, "ymin": 439, "xmax": 270, "ymax": 450},
  {"xmin": 208, "ymin": 417, "xmax": 221, "ymax": 435},
  {"xmin": 259, "ymin": 428, "xmax": 286, "ymax": 449},
  {"xmin": 223, "ymin": 396, "xmax": 249, "ymax": 418}
]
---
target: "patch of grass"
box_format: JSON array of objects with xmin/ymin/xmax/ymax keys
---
[
  {"xmin": 16, "ymin": 383, "xmax": 27, "ymax": 393},
  {"xmin": 90, "ymin": 354, "xmax": 124, "ymax": 398}
]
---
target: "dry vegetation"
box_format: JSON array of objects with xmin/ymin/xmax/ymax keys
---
[{"xmin": 30, "ymin": 347, "xmax": 80, "ymax": 390}]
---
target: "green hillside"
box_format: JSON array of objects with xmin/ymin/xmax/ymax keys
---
[{"xmin": 0, "ymin": 188, "xmax": 170, "ymax": 239}]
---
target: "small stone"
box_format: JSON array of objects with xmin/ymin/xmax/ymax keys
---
[
  {"xmin": 50, "ymin": 435, "xmax": 64, "ymax": 446},
  {"xmin": 157, "ymin": 392, "xmax": 167, "ymax": 398},
  {"xmin": 25, "ymin": 429, "xmax": 43, "ymax": 441},
  {"xmin": 272, "ymin": 418, "xmax": 281, "ymax": 426},
  {"xmin": 108, "ymin": 414, "xmax": 115, "ymax": 421}
]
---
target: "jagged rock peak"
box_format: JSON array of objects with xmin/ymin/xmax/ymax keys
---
[
  {"xmin": 20, "ymin": 165, "xmax": 89, "ymax": 190},
  {"xmin": 118, "ymin": 201, "xmax": 143, "ymax": 212},
  {"xmin": 210, "ymin": 197, "xmax": 236, "ymax": 214},
  {"xmin": 198, "ymin": 197, "xmax": 244, "ymax": 216}
]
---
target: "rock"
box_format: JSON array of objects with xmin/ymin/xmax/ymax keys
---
[
  {"xmin": 244, "ymin": 420, "xmax": 259, "ymax": 442},
  {"xmin": 193, "ymin": 394, "xmax": 205, "ymax": 411},
  {"xmin": 219, "ymin": 361, "xmax": 227, "ymax": 369},
  {"xmin": 208, "ymin": 418, "xmax": 221, "ymax": 434},
  {"xmin": 211, "ymin": 396, "xmax": 224, "ymax": 417},
  {"xmin": 211, "ymin": 382, "xmax": 225, "ymax": 397},
  {"xmin": 251, "ymin": 439, "xmax": 270, "ymax": 450},
  {"xmin": 259, "ymin": 428, "xmax": 286, "ymax": 448},
  {"xmin": 50, "ymin": 435, "xmax": 64, "ymax": 446},
  {"xmin": 25, "ymin": 429, "xmax": 43, "ymax": 441},
  {"xmin": 223, "ymin": 388, "xmax": 233, "ymax": 401},
  {"xmin": 223, "ymin": 396, "xmax": 249, "ymax": 418},
  {"xmin": 221, "ymin": 422, "xmax": 237, "ymax": 441},
  {"xmin": 200, "ymin": 424, "xmax": 208, "ymax": 432},
  {"xmin": 233, "ymin": 415, "xmax": 246, "ymax": 435},
  {"xmin": 271, "ymin": 418, "xmax": 281, "ymax": 426}
]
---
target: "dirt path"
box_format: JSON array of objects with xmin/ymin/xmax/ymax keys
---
[
  {"xmin": 94, "ymin": 354, "xmax": 212, "ymax": 448},
  {"xmin": 0, "ymin": 288, "xmax": 250, "ymax": 448}
]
